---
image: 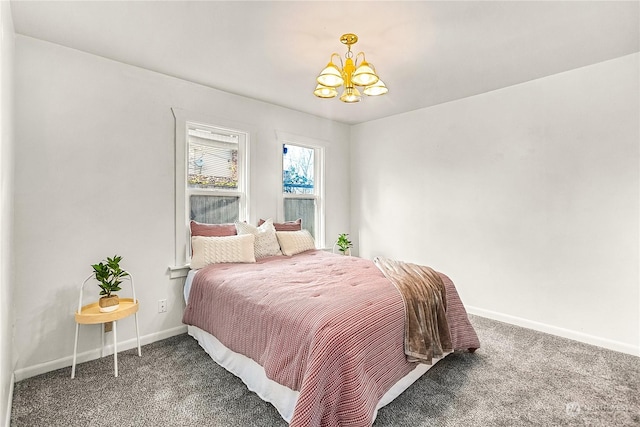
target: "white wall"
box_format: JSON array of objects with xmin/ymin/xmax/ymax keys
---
[
  {"xmin": 13, "ymin": 35, "xmax": 350, "ymax": 378},
  {"xmin": 351, "ymin": 54, "xmax": 639, "ymax": 355},
  {"xmin": 0, "ymin": 1, "xmax": 15, "ymax": 423}
]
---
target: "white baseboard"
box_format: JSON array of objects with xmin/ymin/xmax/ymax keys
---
[
  {"xmin": 466, "ymin": 306, "xmax": 639, "ymax": 357},
  {"xmin": 13, "ymin": 325, "xmax": 187, "ymax": 382},
  {"xmin": 4, "ymin": 373, "xmax": 14, "ymax": 427}
]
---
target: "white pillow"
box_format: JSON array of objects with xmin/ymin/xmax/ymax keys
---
[
  {"xmin": 235, "ymin": 219, "xmax": 282, "ymax": 258},
  {"xmin": 276, "ymin": 230, "xmax": 316, "ymax": 256},
  {"xmin": 190, "ymin": 234, "xmax": 256, "ymax": 269}
]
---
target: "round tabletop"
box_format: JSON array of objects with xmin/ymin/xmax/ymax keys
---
[{"xmin": 75, "ymin": 298, "xmax": 139, "ymax": 325}]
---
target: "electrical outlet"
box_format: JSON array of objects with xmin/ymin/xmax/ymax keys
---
[{"xmin": 158, "ymin": 299, "xmax": 167, "ymax": 313}]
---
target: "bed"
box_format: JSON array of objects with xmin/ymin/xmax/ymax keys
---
[{"xmin": 182, "ymin": 233, "xmax": 480, "ymax": 426}]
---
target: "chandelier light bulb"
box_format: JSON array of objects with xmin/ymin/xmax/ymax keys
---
[
  {"xmin": 317, "ymin": 62, "xmax": 344, "ymax": 87},
  {"xmin": 340, "ymin": 86, "xmax": 362, "ymax": 103},
  {"xmin": 363, "ymin": 79, "xmax": 388, "ymax": 96},
  {"xmin": 314, "ymin": 84, "xmax": 338, "ymax": 98},
  {"xmin": 352, "ymin": 61, "xmax": 379, "ymax": 87}
]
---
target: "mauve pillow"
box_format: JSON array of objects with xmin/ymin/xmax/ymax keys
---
[
  {"xmin": 259, "ymin": 218, "xmax": 302, "ymax": 231},
  {"xmin": 190, "ymin": 220, "xmax": 237, "ymax": 237}
]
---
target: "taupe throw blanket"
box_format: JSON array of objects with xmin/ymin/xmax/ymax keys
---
[{"xmin": 374, "ymin": 257, "xmax": 453, "ymax": 364}]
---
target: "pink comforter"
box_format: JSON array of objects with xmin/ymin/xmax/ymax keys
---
[{"xmin": 183, "ymin": 250, "xmax": 479, "ymax": 427}]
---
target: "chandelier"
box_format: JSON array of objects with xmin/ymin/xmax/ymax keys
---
[{"xmin": 313, "ymin": 33, "xmax": 388, "ymax": 103}]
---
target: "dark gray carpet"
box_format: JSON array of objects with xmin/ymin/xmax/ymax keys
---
[{"xmin": 11, "ymin": 315, "xmax": 639, "ymax": 426}]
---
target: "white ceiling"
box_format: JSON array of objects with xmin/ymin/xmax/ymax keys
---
[{"xmin": 10, "ymin": 1, "xmax": 640, "ymax": 125}]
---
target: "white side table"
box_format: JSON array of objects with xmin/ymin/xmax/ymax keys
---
[{"xmin": 71, "ymin": 272, "xmax": 141, "ymax": 378}]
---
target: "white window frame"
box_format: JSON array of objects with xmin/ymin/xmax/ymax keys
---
[
  {"xmin": 171, "ymin": 108, "xmax": 251, "ymax": 277},
  {"xmin": 277, "ymin": 131, "xmax": 325, "ymax": 249}
]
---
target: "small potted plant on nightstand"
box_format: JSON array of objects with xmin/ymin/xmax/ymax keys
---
[
  {"xmin": 92, "ymin": 255, "xmax": 129, "ymax": 313},
  {"xmin": 335, "ymin": 233, "xmax": 353, "ymax": 256}
]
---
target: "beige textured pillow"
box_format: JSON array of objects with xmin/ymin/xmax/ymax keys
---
[
  {"xmin": 235, "ymin": 219, "xmax": 282, "ymax": 258},
  {"xmin": 276, "ymin": 230, "xmax": 316, "ymax": 256},
  {"xmin": 190, "ymin": 234, "xmax": 256, "ymax": 269}
]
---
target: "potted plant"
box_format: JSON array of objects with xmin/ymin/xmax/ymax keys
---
[
  {"xmin": 335, "ymin": 233, "xmax": 353, "ymax": 256},
  {"xmin": 92, "ymin": 255, "xmax": 129, "ymax": 313}
]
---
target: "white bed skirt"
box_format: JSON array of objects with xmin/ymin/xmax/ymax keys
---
[{"xmin": 187, "ymin": 325, "xmax": 447, "ymax": 424}]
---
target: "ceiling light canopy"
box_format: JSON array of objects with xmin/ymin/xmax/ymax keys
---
[{"xmin": 314, "ymin": 33, "xmax": 388, "ymax": 103}]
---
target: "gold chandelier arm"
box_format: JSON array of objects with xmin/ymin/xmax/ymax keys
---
[{"xmin": 330, "ymin": 53, "xmax": 343, "ymax": 69}]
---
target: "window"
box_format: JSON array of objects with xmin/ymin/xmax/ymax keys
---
[
  {"xmin": 281, "ymin": 137, "xmax": 324, "ymax": 248},
  {"xmin": 172, "ymin": 108, "xmax": 250, "ymax": 272},
  {"xmin": 187, "ymin": 127, "xmax": 246, "ymax": 224}
]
